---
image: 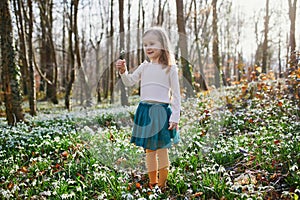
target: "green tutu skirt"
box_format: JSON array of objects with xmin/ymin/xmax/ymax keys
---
[{"xmin": 130, "ymin": 101, "xmax": 180, "ymax": 150}]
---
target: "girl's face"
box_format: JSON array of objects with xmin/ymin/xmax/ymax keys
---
[{"xmin": 142, "ymin": 33, "xmax": 163, "ymax": 63}]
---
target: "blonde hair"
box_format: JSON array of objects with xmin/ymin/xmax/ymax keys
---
[{"xmin": 143, "ymin": 27, "xmax": 175, "ymax": 68}]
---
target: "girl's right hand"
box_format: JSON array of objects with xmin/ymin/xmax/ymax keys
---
[{"xmin": 116, "ymin": 59, "xmax": 126, "ymax": 74}]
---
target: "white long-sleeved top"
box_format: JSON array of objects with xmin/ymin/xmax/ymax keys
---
[{"xmin": 120, "ymin": 61, "xmax": 181, "ymax": 123}]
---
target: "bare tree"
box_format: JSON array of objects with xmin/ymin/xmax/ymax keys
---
[
  {"xmin": 12, "ymin": 0, "xmax": 28, "ymax": 97},
  {"xmin": 288, "ymin": 0, "xmax": 297, "ymax": 52},
  {"xmin": 137, "ymin": 0, "xmax": 145, "ymax": 64},
  {"xmin": 212, "ymin": 0, "xmax": 223, "ymax": 87},
  {"xmin": 192, "ymin": 0, "xmax": 208, "ymax": 91},
  {"xmin": 233, "ymin": 9, "xmax": 243, "ymax": 82},
  {"xmin": 278, "ymin": 29, "xmax": 283, "ymax": 78},
  {"xmin": 118, "ymin": 0, "xmax": 129, "ymax": 106},
  {"xmin": 103, "ymin": 1, "xmax": 110, "ymax": 100},
  {"xmin": 156, "ymin": 0, "xmax": 167, "ymax": 25},
  {"xmin": 126, "ymin": 0, "xmax": 131, "ymax": 66},
  {"xmin": 14, "ymin": 0, "xmax": 37, "ymax": 116},
  {"xmin": 13, "ymin": 0, "xmax": 36, "ymax": 116},
  {"xmin": 27, "ymin": 0, "xmax": 37, "ymax": 115},
  {"xmin": 262, "ymin": 0, "xmax": 270, "ymax": 73},
  {"xmin": 254, "ymin": 13, "xmax": 263, "ymax": 68},
  {"xmin": 176, "ymin": 0, "xmax": 193, "ymax": 97},
  {"xmin": 288, "ymin": 0, "xmax": 298, "ymax": 68},
  {"xmin": 92, "ymin": 1, "xmax": 105, "ymax": 104},
  {"xmin": 109, "ymin": 0, "xmax": 115, "ymax": 103},
  {"xmin": 62, "ymin": 0, "xmax": 67, "ymax": 89},
  {"xmin": 65, "ymin": 0, "xmax": 75, "ymax": 110},
  {"xmin": 0, "ymin": 0, "xmax": 24, "ymax": 125},
  {"xmin": 38, "ymin": 0, "xmax": 58, "ymax": 104},
  {"xmin": 74, "ymin": 6, "xmax": 92, "ymax": 107}
]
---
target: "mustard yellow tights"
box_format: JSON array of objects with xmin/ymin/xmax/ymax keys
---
[{"xmin": 145, "ymin": 148, "xmax": 169, "ymax": 187}]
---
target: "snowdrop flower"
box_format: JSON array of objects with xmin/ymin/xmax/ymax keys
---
[
  {"xmin": 218, "ymin": 165, "xmax": 226, "ymax": 173},
  {"xmin": 281, "ymin": 191, "xmax": 290, "ymax": 196},
  {"xmin": 134, "ymin": 189, "xmax": 141, "ymax": 197},
  {"xmin": 54, "ymin": 136, "xmax": 60, "ymax": 142},
  {"xmin": 32, "ymin": 179, "xmax": 37, "ymax": 187},
  {"xmin": 290, "ymin": 164, "xmax": 298, "ymax": 171},
  {"xmin": 0, "ymin": 189, "xmax": 12, "ymax": 198},
  {"xmin": 19, "ymin": 182, "xmax": 27, "ymax": 187},
  {"xmin": 67, "ymin": 179, "xmax": 76, "ymax": 184},
  {"xmin": 149, "ymin": 194, "xmax": 159, "ymax": 200},
  {"xmin": 98, "ymin": 191, "xmax": 107, "ymax": 199},
  {"xmin": 121, "ymin": 192, "xmax": 134, "ymax": 200},
  {"xmin": 40, "ymin": 191, "xmax": 51, "ymax": 197},
  {"xmin": 76, "ymin": 186, "xmax": 82, "ymax": 192},
  {"xmin": 61, "ymin": 194, "xmax": 69, "ymax": 199}
]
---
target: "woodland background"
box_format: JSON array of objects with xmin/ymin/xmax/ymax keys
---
[
  {"xmin": 0, "ymin": 0, "xmax": 299, "ymax": 123},
  {"xmin": 0, "ymin": 0, "xmax": 300, "ymax": 199}
]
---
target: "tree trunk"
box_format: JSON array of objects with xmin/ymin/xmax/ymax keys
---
[
  {"xmin": 109, "ymin": 0, "xmax": 115, "ymax": 104},
  {"xmin": 15, "ymin": 0, "xmax": 37, "ymax": 115},
  {"xmin": 137, "ymin": 0, "xmax": 142, "ymax": 64},
  {"xmin": 156, "ymin": 0, "xmax": 167, "ymax": 25},
  {"xmin": 95, "ymin": 39, "xmax": 103, "ymax": 104},
  {"xmin": 103, "ymin": 23, "xmax": 109, "ymax": 100},
  {"xmin": 119, "ymin": 0, "xmax": 129, "ymax": 106},
  {"xmin": 62, "ymin": 0, "xmax": 67, "ymax": 89},
  {"xmin": 65, "ymin": 0, "xmax": 75, "ymax": 110},
  {"xmin": 193, "ymin": 0, "xmax": 208, "ymax": 91},
  {"xmin": 176, "ymin": 0, "xmax": 193, "ymax": 97},
  {"xmin": 285, "ymin": 33, "xmax": 290, "ymax": 73},
  {"xmin": 38, "ymin": 0, "xmax": 58, "ymax": 104},
  {"xmin": 212, "ymin": 0, "xmax": 223, "ymax": 87},
  {"xmin": 234, "ymin": 10, "xmax": 243, "ymax": 82},
  {"xmin": 141, "ymin": 1, "xmax": 145, "ymax": 62},
  {"xmin": 288, "ymin": 0, "xmax": 297, "ymax": 52},
  {"xmin": 278, "ymin": 31, "xmax": 283, "ymax": 78},
  {"xmin": 289, "ymin": 0, "xmax": 298, "ymax": 69},
  {"xmin": 126, "ymin": 0, "xmax": 131, "ymax": 66},
  {"xmin": 73, "ymin": 0, "xmax": 92, "ymax": 107},
  {"xmin": 137, "ymin": 0, "xmax": 145, "ymax": 63},
  {"xmin": 262, "ymin": 0, "xmax": 270, "ymax": 73},
  {"xmin": 94, "ymin": 0, "xmax": 104, "ymax": 104},
  {"xmin": 13, "ymin": 0, "xmax": 28, "ymax": 96},
  {"xmin": 27, "ymin": 0, "xmax": 37, "ymax": 116},
  {"xmin": 0, "ymin": 0, "xmax": 25, "ymax": 125}
]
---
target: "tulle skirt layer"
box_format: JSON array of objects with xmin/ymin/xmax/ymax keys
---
[{"xmin": 130, "ymin": 101, "xmax": 180, "ymax": 150}]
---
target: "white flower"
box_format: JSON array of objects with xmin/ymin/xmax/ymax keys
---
[
  {"xmin": 0, "ymin": 189, "xmax": 13, "ymax": 198},
  {"xmin": 76, "ymin": 186, "xmax": 82, "ymax": 192},
  {"xmin": 97, "ymin": 191, "xmax": 107, "ymax": 199},
  {"xmin": 54, "ymin": 136, "xmax": 60, "ymax": 142},
  {"xmin": 218, "ymin": 166, "xmax": 226, "ymax": 173},
  {"xmin": 19, "ymin": 182, "xmax": 27, "ymax": 187},
  {"xmin": 40, "ymin": 190, "xmax": 51, "ymax": 196},
  {"xmin": 149, "ymin": 194, "xmax": 159, "ymax": 200},
  {"xmin": 67, "ymin": 179, "xmax": 76, "ymax": 184},
  {"xmin": 32, "ymin": 179, "xmax": 37, "ymax": 187},
  {"xmin": 121, "ymin": 193, "xmax": 134, "ymax": 200},
  {"xmin": 290, "ymin": 164, "xmax": 298, "ymax": 171}
]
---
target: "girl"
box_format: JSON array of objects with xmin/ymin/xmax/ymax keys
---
[{"xmin": 116, "ymin": 27, "xmax": 181, "ymax": 189}]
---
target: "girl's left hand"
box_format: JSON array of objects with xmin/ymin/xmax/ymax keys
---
[{"xmin": 168, "ymin": 122, "xmax": 178, "ymax": 131}]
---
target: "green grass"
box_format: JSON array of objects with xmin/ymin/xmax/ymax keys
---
[{"xmin": 0, "ymin": 79, "xmax": 299, "ymax": 199}]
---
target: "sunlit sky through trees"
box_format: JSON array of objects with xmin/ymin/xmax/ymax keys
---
[
  {"xmin": 42, "ymin": 0, "xmax": 299, "ymax": 69},
  {"xmin": 232, "ymin": 0, "xmax": 297, "ymax": 60}
]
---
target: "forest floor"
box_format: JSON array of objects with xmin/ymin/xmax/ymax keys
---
[{"xmin": 0, "ymin": 77, "xmax": 299, "ymax": 199}]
